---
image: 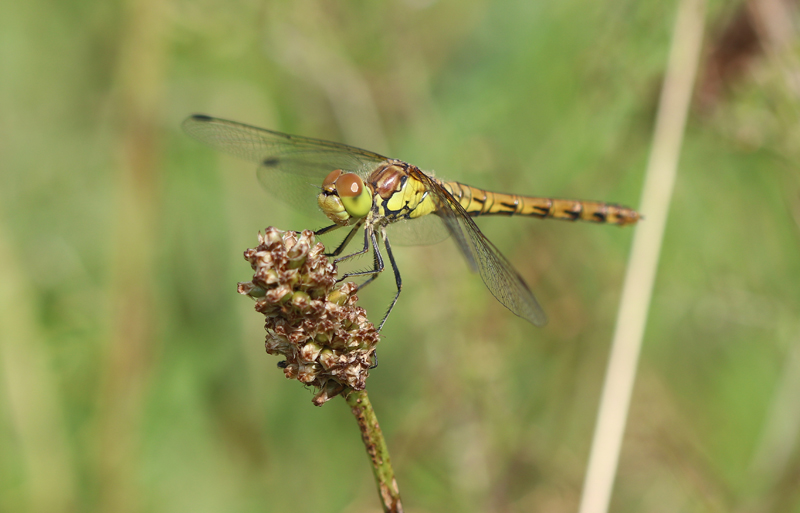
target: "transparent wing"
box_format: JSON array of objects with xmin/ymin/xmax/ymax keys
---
[
  {"xmin": 183, "ymin": 114, "xmax": 388, "ymax": 171},
  {"xmin": 409, "ymin": 169, "xmax": 548, "ymax": 326},
  {"xmin": 183, "ymin": 114, "xmax": 387, "ymax": 214},
  {"xmin": 387, "ymin": 214, "xmax": 451, "ymax": 246}
]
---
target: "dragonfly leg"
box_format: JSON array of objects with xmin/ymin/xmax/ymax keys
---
[
  {"xmin": 376, "ymin": 227, "xmax": 402, "ymax": 332},
  {"xmin": 334, "ymin": 223, "xmax": 373, "ymax": 266},
  {"xmin": 314, "ymin": 223, "xmax": 341, "ymax": 236},
  {"xmin": 322, "ymin": 220, "xmax": 364, "ymax": 258},
  {"xmin": 355, "ymin": 246, "xmax": 382, "ymax": 290},
  {"xmin": 337, "ymin": 226, "xmax": 385, "ymax": 283},
  {"xmin": 317, "ymin": 221, "xmax": 385, "ymax": 289}
]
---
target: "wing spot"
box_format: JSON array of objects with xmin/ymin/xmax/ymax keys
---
[{"xmin": 262, "ymin": 157, "xmax": 280, "ymax": 167}]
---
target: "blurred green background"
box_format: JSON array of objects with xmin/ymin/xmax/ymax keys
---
[{"xmin": 2, "ymin": 0, "xmax": 799, "ymax": 511}]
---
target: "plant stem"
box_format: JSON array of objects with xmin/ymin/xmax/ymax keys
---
[
  {"xmin": 578, "ymin": 0, "xmax": 706, "ymax": 512},
  {"xmin": 345, "ymin": 389, "xmax": 403, "ymax": 513}
]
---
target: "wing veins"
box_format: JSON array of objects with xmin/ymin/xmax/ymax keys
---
[{"xmin": 412, "ymin": 170, "xmax": 548, "ymax": 326}]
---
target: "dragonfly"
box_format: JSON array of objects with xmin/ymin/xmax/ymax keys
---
[{"xmin": 183, "ymin": 114, "xmax": 640, "ymax": 331}]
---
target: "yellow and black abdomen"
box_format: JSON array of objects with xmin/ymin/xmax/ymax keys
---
[{"xmin": 441, "ymin": 181, "xmax": 640, "ymax": 226}]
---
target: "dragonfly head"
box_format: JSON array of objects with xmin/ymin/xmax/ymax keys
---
[{"xmin": 318, "ymin": 169, "xmax": 373, "ymax": 225}]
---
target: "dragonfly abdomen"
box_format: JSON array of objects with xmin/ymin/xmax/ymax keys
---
[{"xmin": 443, "ymin": 181, "xmax": 639, "ymax": 226}]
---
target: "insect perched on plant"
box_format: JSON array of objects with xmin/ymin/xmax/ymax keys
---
[{"xmin": 184, "ymin": 114, "xmax": 640, "ymax": 330}]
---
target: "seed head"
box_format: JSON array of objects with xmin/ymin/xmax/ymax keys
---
[{"xmin": 238, "ymin": 227, "xmax": 379, "ymax": 405}]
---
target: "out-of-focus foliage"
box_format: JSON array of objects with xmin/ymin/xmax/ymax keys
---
[{"xmin": 1, "ymin": 0, "xmax": 799, "ymax": 512}]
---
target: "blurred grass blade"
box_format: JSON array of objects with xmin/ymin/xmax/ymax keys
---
[
  {"xmin": 0, "ymin": 218, "xmax": 77, "ymax": 513},
  {"xmin": 96, "ymin": 0, "xmax": 167, "ymax": 510}
]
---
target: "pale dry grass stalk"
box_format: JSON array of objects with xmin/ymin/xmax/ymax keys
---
[{"xmin": 577, "ymin": 1, "xmax": 706, "ymax": 512}]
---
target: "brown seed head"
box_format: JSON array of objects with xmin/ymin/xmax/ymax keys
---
[{"xmin": 238, "ymin": 227, "xmax": 380, "ymax": 405}]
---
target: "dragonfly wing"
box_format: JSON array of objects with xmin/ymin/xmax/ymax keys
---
[
  {"xmin": 386, "ymin": 214, "xmax": 451, "ymax": 246},
  {"xmin": 183, "ymin": 115, "xmax": 388, "ymax": 172},
  {"xmin": 183, "ymin": 114, "xmax": 388, "ymax": 216},
  {"xmin": 411, "ymin": 170, "xmax": 548, "ymax": 326},
  {"xmin": 254, "ymin": 149, "xmax": 381, "ymax": 215}
]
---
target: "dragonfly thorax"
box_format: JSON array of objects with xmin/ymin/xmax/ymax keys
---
[{"xmin": 373, "ymin": 161, "xmax": 437, "ymax": 221}]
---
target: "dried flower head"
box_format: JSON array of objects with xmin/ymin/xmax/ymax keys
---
[{"xmin": 238, "ymin": 227, "xmax": 380, "ymax": 405}]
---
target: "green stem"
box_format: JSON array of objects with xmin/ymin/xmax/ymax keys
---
[{"xmin": 345, "ymin": 389, "xmax": 403, "ymax": 513}]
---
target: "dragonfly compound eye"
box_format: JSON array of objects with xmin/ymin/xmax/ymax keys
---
[
  {"xmin": 336, "ymin": 173, "xmax": 372, "ymax": 218},
  {"xmin": 322, "ymin": 169, "xmax": 343, "ymax": 188}
]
